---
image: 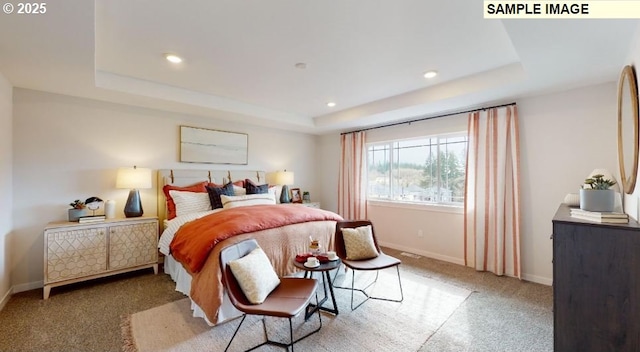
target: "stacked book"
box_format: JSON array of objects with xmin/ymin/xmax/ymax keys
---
[
  {"xmin": 78, "ymin": 215, "xmax": 106, "ymax": 224},
  {"xmin": 570, "ymin": 208, "xmax": 629, "ymax": 224}
]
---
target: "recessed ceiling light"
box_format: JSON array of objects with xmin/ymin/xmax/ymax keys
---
[
  {"xmin": 423, "ymin": 70, "xmax": 438, "ymax": 79},
  {"xmin": 164, "ymin": 53, "xmax": 183, "ymax": 64},
  {"xmin": 327, "ymin": 102, "xmax": 336, "ymax": 107},
  {"xmin": 295, "ymin": 62, "xmax": 307, "ymax": 69}
]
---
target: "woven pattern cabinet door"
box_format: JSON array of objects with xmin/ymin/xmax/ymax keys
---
[
  {"xmin": 46, "ymin": 227, "xmax": 107, "ymax": 283},
  {"xmin": 108, "ymin": 221, "xmax": 158, "ymax": 270}
]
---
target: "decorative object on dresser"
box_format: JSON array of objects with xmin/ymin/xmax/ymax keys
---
[
  {"xmin": 300, "ymin": 201, "xmax": 321, "ymax": 209},
  {"xmin": 43, "ymin": 217, "xmax": 159, "ymax": 299},
  {"xmin": 273, "ymin": 170, "xmax": 294, "ymax": 203},
  {"xmin": 569, "ymin": 208, "xmax": 629, "ymax": 224},
  {"xmin": 67, "ymin": 199, "xmax": 88, "ymax": 222},
  {"xmin": 78, "ymin": 215, "xmax": 106, "ymax": 224},
  {"xmin": 552, "ymin": 204, "xmax": 640, "ymax": 351},
  {"xmin": 116, "ymin": 166, "xmax": 152, "ymax": 217},
  {"xmin": 562, "ymin": 193, "xmax": 580, "ymax": 207},
  {"xmin": 179, "ymin": 125, "xmax": 248, "ymax": 165},
  {"xmin": 104, "ymin": 199, "xmax": 116, "ymax": 219},
  {"xmin": 579, "ymin": 172, "xmax": 617, "ymax": 212},
  {"xmin": 302, "ymin": 191, "xmax": 311, "ymax": 202},
  {"xmin": 290, "ymin": 187, "xmax": 302, "ymax": 203},
  {"xmin": 617, "ymin": 65, "xmax": 639, "ymax": 194}
]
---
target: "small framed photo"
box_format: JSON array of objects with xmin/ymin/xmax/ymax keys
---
[{"xmin": 290, "ymin": 188, "xmax": 302, "ymax": 203}]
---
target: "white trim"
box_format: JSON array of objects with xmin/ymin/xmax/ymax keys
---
[
  {"xmin": 12, "ymin": 280, "xmax": 43, "ymax": 294},
  {"xmin": 379, "ymin": 241, "xmax": 465, "ymax": 265},
  {"xmin": 521, "ymin": 273, "xmax": 552, "ymax": 286},
  {"xmin": 368, "ymin": 199, "xmax": 464, "ymax": 214},
  {"xmin": 0, "ymin": 287, "xmax": 11, "ymax": 311}
]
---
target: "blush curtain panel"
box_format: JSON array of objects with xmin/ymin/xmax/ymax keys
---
[
  {"xmin": 338, "ymin": 131, "xmax": 368, "ymax": 220},
  {"xmin": 464, "ymin": 105, "xmax": 521, "ymax": 278}
]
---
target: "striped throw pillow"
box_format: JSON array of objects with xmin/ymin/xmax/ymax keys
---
[
  {"xmin": 168, "ymin": 190, "xmax": 212, "ymax": 217},
  {"xmin": 220, "ymin": 194, "xmax": 276, "ymax": 209}
]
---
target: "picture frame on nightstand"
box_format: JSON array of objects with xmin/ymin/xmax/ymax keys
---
[{"xmin": 291, "ymin": 188, "xmax": 302, "ymax": 203}]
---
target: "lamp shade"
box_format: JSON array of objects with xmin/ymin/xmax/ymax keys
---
[
  {"xmin": 274, "ymin": 170, "xmax": 294, "ymax": 186},
  {"xmin": 116, "ymin": 166, "xmax": 152, "ymax": 190}
]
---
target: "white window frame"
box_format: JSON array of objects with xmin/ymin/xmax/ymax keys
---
[{"xmin": 366, "ymin": 132, "xmax": 467, "ymax": 208}]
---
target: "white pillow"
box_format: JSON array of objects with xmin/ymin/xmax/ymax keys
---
[
  {"xmin": 168, "ymin": 190, "xmax": 212, "ymax": 217},
  {"xmin": 220, "ymin": 193, "xmax": 276, "ymax": 209},
  {"xmin": 269, "ymin": 186, "xmax": 280, "ymax": 204},
  {"xmin": 229, "ymin": 247, "xmax": 280, "ymax": 304},
  {"xmin": 233, "ymin": 185, "xmax": 247, "ymax": 196},
  {"xmin": 342, "ymin": 225, "xmax": 379, "ymax": 260}
]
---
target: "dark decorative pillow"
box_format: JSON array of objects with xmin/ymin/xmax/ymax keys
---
[
  {"xmin": 205, "ymin": 182, "xmax": 236, "ymax": 209},
  {"xmin": 245, "ymin": 178, "xmax": 269, "ymax": 194}
]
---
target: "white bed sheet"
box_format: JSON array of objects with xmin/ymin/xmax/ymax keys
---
[
  {"xmin": 164, "ymin": 254, "xmax": 241, "ymax": 326},
  {"xmin": 160, "ymin": 209, "xmax": 242, "ymax": 326}
]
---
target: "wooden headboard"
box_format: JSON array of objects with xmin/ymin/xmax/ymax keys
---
[{"xmin": 156, "ymin": 169, "xmax": 266, "ymax": 227}]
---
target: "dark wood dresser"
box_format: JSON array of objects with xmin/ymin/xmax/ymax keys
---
[{"xmin": 552, "ymin": 205, "xmax": 640, "ymax": 351}]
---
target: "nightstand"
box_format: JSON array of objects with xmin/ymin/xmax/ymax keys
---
[
  {"xmin": 300, "ymin": 202, "xmax": 321, "ymax": 209},
  {"xmin": 43, "ymin": 217, "xmax": 158, "ymax": 299}
]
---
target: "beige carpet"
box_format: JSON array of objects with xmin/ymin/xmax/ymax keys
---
[{"xmin": 123, "ymin": 269, "xmax": 472, "ymax": 351}]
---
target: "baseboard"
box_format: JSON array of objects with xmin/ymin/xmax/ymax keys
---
[
  {"xmin": 12, "ymin": 280, "xmax": 43, "ymax": 294},
  {"xmin": 380, "ymin": 242, "xmax": 553, "ymax": 286},
  {"xmin": 521, "ymin": 273, "xmax": 552, "ymax": 286},
  {"xmin": 378, "ymin": 242, "xmax": 465, "ymax": 266},
  {"xmin": 0, "ymin": 287, "xmax": 11, "ymax": 311}
]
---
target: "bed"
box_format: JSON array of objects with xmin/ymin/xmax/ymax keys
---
[{"xmin": 156, "ymin": 169, "xmax": 342, "ymax": 325}]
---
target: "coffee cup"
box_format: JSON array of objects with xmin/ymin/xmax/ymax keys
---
[
  {"xmin": 327, "ymin": 251, "xmax": 338, "ymax": 260},
  {"xmin": 306, "ymin": 257, "xmax": 319, "ymax": 266}
]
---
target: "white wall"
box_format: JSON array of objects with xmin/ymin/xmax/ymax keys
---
[
  {"xmin": 11, "ymin": 88, "xmax": 319, "ymax": 290},
  {"xmin": 318, "ymin": 82, "xmax": 619, "ymax": 285},
  {"xmin": 518, "ymin": 83, "xmax": 618, "ymax": 283},
  {"xmin": 0, "ymin": 73, "xmax": 13, "ymax": 307}
]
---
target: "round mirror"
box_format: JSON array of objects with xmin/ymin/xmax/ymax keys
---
[{"xmin": 618, "ymin": 65, "xmax": 639, "ymax": 194}]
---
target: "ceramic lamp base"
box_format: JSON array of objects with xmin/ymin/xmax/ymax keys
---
[
  {"xmin": 124, "ymin": 189, "xmax": 144, "ymax": 217},
  {"xmin": 280, "ymin": 185, "xmax": 291, "ymax": 203}
]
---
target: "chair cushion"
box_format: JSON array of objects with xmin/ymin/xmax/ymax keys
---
[
  {"xmin": 229, "ymin": 247, "xmax": 281, "ymax": 304},
  {"xmin": 341, "ymin": 225, "xmax": 379, "ymax": 260}
]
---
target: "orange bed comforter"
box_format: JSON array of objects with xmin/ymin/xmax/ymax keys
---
[{"xmin": 170, "ymin": 204, "xmax": 344, "ymax": 273}]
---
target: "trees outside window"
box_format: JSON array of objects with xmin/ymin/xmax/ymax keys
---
[{"xmin": 367, "ymin": 134, "xmax": 467, "ymax": 205}]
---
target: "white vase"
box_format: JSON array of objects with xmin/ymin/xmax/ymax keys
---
[
  {"xmin": 579, "ymin": 189, "xmax": 615, "ymax": 212},
  {"xmin": 105, "ymin": 200, "xmax": 116, "ymax": 219}
]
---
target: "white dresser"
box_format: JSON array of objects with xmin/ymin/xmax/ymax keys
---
[
  {"xmin": 43, "ymin": 217, "xmax": 158, "ymax": 299},
  {"xmin": 300, "ymin": 202, "xmax": 321, "ymax": 209}
]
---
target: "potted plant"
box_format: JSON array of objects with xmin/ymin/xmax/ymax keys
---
[
  {"xmin": 68, "ymin": 199, "xmax": 88, "ymax": 221},
  {"xmin": 580, "ymin": 174, "xmax": 617, "ymax": 212}
]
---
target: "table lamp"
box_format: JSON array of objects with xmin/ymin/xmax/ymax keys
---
[
  {"xmin": 116, "ymin": 166, "xmax": 152, "ymax": 217},
  {"xmin": 274, "ymin": 170, "xmax": 294, "ymax": 203}
]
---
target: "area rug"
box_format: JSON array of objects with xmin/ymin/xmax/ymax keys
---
[{"xmin": 122, "ymin": 269, "xmax": 472, "ymax": 351}]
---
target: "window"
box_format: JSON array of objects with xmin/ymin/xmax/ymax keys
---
[{"xmin": 367, "ymin": 133, "xmax": 468, "ymax": 205}]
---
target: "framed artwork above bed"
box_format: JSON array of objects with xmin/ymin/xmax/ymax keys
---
[{"xmin": 180, "ymin": 126, "xmax": 248, "ymax": 165}]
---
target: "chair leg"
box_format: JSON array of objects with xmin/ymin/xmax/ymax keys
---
[
  {"xmin": 224, "ymin": 314, "xmax": 247, "ymax": 352},
  {"xmin": 289, "ymin": 318, "xmax": 294, "ymax": 352},
  {"xmin": 333, "ymin": 265, "xmax": 404, "ymax": 310},
  {"xmin": 289, "ymin": 292, "xmax": 322, "ymax": 346},
  {"xmin": 238, "ymin": 293, "xmax": 323, "ymax": 352}
]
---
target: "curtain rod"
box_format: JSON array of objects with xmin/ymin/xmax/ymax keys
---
[{"xmin": 340, "ymin": 102, "xmax": 517, "ymax": 135}]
